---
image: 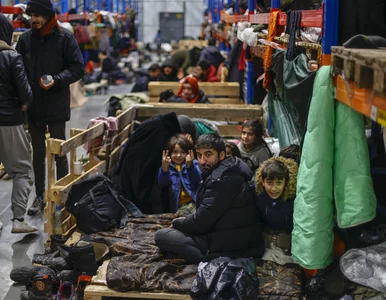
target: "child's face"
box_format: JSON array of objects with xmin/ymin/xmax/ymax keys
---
[
  {"xmin": 171, "ymin": 144, "xmax": 187, "ymax": 165},
  {"xmin": 262, "ymin": 178, "xmax": 286, "ymax": 200},
  {"xmin": 241, "ymin": 126, "xmax": 257, "ymax": 146}
]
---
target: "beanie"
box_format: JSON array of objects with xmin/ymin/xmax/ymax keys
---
[{"xmin": 26, "ymin": 0, "xmax": 55, "ymax": 18}]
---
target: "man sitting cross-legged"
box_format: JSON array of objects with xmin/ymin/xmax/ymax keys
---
[{"xmin": 155, "ymin": 133, "xmax": 265, "ymax": 263}]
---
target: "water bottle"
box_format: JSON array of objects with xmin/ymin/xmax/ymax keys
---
[
  {"xmin": 54, "ymin": 205, "xmax": 62, "ymax": 235},
  {"xmin": 42, "ymin": 74, "xmax": 53, "ymax": 85}
]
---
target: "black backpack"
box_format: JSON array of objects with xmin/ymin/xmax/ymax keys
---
[{"xmin": 66, "ymin": 175, "xmax": 143, "ymax": 234}]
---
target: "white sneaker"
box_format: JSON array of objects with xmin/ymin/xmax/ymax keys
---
[
  {"xmin": 11, "ymin": 220, "xmax": 38, "ymax": 234},
  {"xmin": 0, "ymin": 220, "xmax": 2, "ymax": 231}
]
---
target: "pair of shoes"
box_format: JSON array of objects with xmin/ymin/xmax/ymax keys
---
[
  {"xmin": 12, "ymin": 220, "xmax": 38, "ymax": 234},
  {"xmin": 28, "ymin": 196, "xmax": 45, "ymax": 216}
]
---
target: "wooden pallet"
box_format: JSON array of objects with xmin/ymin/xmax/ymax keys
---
[
  {"xmin": 332, "ymin": 47, "xmax": 386, "ymax": 97},
  {"xmin": 84, "ymin": 260, "xmax": 191, "ymax": 300}
]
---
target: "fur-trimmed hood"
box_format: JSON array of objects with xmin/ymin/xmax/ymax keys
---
[{"xmin": 255, "ymin": 156, "xmax": 298, "ymax": 201}]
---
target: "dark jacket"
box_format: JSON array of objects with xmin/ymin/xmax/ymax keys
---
[
  {"xmin": 113, "ymin": 113, "xmax": 182, "ymax": 214},
  {"xmin": 173, "ymin": 156, "xmax": 265, "ymax": 259},
  {"xmin": 165, "ymin": 90, "xmax": 210, "ymax": 104},
  {"xmin": 199, "ymin": 45, "xmax": 225, "ymax": 70},
  {"xmin": 159, "ymin": 58, "xmax": 179, "ymax": 81},
  {"xmin": 158, "ymin": 161, "xmax": 202, "ymax": 212},
  {"xmin": 0, "ymin": 16, "xmax": 32, "ymax": 126},
  {"xmin": 16, "ymin": 27, "xmax": 84, "ymax": 124}
]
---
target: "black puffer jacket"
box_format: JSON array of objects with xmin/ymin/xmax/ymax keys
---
[
  {"xmin": 16, "ymin": 27, "xmax": 84, "ymax": 125},
  {"xmin": 0, "ymin": 15, "xmax": 32, "ymax": 126},
  {"xmin": 173, "ymin": 156, "xmax": 265, "ymax": 259}
]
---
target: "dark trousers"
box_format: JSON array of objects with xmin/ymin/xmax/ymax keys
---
[
  {"xmin": 29, "ymin": 122, "xmax": 69, "ymax": 198},
  {"xmin": 155, "ymin": 228, "xmax": 208, "ymax": 264}
]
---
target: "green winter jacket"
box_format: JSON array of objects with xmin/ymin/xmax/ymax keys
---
[{"xmin": 292, "ymin": 66, "xmax": 376, "ymax": 269}]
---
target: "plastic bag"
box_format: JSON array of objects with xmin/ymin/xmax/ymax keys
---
[{"xmin": 190, "ymin": 257, "xmax": 258, "ymax": 300}]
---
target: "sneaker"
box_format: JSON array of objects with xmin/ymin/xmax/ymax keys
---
[
  {"xmin": 57, "ymin": 281, "xmax": 75, "ymax": 299},
  {"xmin": 11, "ymin": 220, "xmax": 38, "ymax": 234},
  {"xmin": 28, "ymin": 196, "xmax": 45, "ymax": 216}
]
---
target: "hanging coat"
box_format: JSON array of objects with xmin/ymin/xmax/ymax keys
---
[{"xmin": 292, "ymin": 66, "xmax": 376, "ymax": 269}]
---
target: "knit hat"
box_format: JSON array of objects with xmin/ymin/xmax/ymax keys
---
[{"xmin": 26, "ymin": 0, "xmax": 55, "ymax": 18}]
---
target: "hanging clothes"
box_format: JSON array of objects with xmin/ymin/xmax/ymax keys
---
[
  {"xmin": 292, "ymin": 66, "xmax": 377, "ymax": 269},
  {"xmin": 285, "ymin": 11, "xmax": 302, "ymax": 61},
  {"xmin": 263, "ymin": 11, "xmax": 284, "ymax": 89}
]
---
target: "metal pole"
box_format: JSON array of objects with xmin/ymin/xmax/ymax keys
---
[
  {"xmin": 271, "ymin": 0, "xmax": 281, "ymax": 9},
  {"xmin": 322, "ymin": 0, "xmax": 338, "ymax": 65},
  {"xmin": 246, "ymin": 0, "xmax": 255, "ymax": 104}
]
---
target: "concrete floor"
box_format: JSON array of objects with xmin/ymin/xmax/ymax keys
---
[{"xmin": 0, "ymin": 83, "xmax": 133, "ymax": 300}]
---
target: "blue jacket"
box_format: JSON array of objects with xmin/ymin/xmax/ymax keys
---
[{"xmin": 158, "ymin": 160, "xmax": 202, "ymax": 211}]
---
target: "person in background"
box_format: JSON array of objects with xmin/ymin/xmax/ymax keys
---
[
  {"xmin": 199, "ymin": 37, "xmax": 225, "ymax": 70},
  {"xmin": 158, "ymin": 134, "xmax": 202, "ymax": 215},
  {"xmin": 279, "ymin": 144, "xmax": 300, "ymax": 163},
  {"xmin": 193, "ymin": 60, "xmax": 220, "ymax": 82},
  {"xmin": 160, "ymin": 77, "xmax": 209, "ymax": 104},
  {"xmin": 159, "ymin": 58, "xmax": 179, "ymax": 81},
  {"xmin": 255, "ymin": 157, "xmax": 298, "ymax": 265},
  {"xmin": 98, "ymin": 51, "xmax": 127, "ymax": 85},
  {"xmin": 0, "ymin": 14, "xmax": 37, "ymax": 233},
  {"xmin": 16, "ymin": 0, "xmax": 84, "ymax": 215},
  {"xmin": 131, "ymin": 63, "xmax": 161, "ymax": 92},
  {"xmin": 238, "ymin": 119, "xmax": 272, "ymax": 172},
  {"xmin": 155, "ymin": 133, "xmax": 265, "ymax": 263}
]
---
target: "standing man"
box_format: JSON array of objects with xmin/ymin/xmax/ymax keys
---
[
  {"xmin": 16, "ymin": 0, "xmax": 84, "ymax": 215},
  {"xmin": 0, "ymin": 14, "xmax": 37, "ymax": 233}
]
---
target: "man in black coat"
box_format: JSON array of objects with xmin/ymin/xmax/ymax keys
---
[
  {"xmin": 16, "ymin": 0, "xmax": 84, "ymax": 215},
  {"xmin": 0, "ymin": 14, "xmax": 37, "ymax": 233},
  {"xmin": 155, "ymin": 133, "xmax": 265, "ymax": 263}
]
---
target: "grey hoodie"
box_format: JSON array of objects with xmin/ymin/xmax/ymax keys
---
[{"xmin": 238, "ymin": 142, "xmax": 271, "ymax": 170}]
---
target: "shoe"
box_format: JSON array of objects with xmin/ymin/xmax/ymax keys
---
[
  {"xmin": 11, "ymin": 220, "xmax": 38, "ymax": 234},
  {"xmin": 28, "ymin": 196, "xmax": 45, "ymax": 216},
  {"xmin": 57, "ymin": 281, "xmax": 75, "ymax": 299},
  {"xmin": 0, "ymin": 220, "xmax": 2, "ymax": 231}
]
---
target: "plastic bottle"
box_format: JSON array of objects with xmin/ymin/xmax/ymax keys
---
[
  {"xmin": 42, "ymin": 74, "xmax": 53, "ymax": 85},
  {"xmin": 54, "ymin": 205, "xmax": 62, "ymax": 235}
]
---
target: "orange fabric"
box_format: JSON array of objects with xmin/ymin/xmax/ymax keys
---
[
  {"xmin": 177, "ymin": 77, "xmax": 200, "ymax": 103},
  {"xmin": 333, "ymin": 232, "xmax": 345, "ymax": 257},
  {"xmin": 38, "ymin": 17, "xmax": 59, "ymax": 37},
  {"xmin": 86, "ymin": 61, "xmax": 94, "ymax": 74},
  {"xmin": 263, "ymin": 11, "xmax": 284, "ymax": 89}
]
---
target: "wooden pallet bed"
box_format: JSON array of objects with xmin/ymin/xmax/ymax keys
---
[{"xmin": 47, "ymin": 103, "xmax": 262, "ymax": 299}]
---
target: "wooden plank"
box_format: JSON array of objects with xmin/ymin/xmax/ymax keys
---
[
  {"xmin": 116, "ymin": 107, "xmax": 137, "ymax": 131},
  {"xmin": 217, "ymin": 125, "xmax": 241, "ymax": 137},
  {"xmin": 65, "ymin": 231, "xmax": 81, "ymax": 246},
  {"xmin": 178, "ymin": 39, "xmax": 207, "ymax": 49},
  {"xmin": 49, "ymin": 123, "xmax": 105, "ymax": 156},
  {"xmin": 150, "ymin": 97, "xmax": 242, "ymax": 104},
  {"xmin": 148, "ymin": 82, "xmax": 240, "ymax": 98},
  {"xmin": 84, "ymin": 285, "xmax": 191, "ymax": 300},
  {"xmin": 56, "ymin": 161, "xmax": 106, "ymax": 204},
  {"xmin": 111, "ymin": 123, "xmax": 133, "ymax": 149},
  {"xmin": 136, "ymin": 103, "xmax": 261, "ymax": 122}
]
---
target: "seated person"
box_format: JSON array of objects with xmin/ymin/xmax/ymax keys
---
[
  {"xmin": 199, "ymin": 37, "xmax": 225, "ymax": 70},
  {"xmin": 238, "ymin": 119, "xmax": 272, "ymax": 172},
  {"xmin": 158, "ymin": 134, "xmax": 202, "ymax": 215},
  {"xmin": 225, "ymin": 141, "xmax": 242, "ymax": 158},
  {"xmin": 159, "ymin": 59, "xmax": 179, "ymax": 81},
  {"xmin": 279, "ymin": 144, "xmax": 300, "ymax": 163},
  {"xmin": 255, "ymin": 157, "xmax": 298, "ymax": 265},
  {"xmin": 131, "ymin": 63, "xmax": 161, "ymax": 92},
  {"xmin": 193, "ymin": 60, "xmax": 220, "ymax": 82},
  {"xmin": 155, "ymin": 133, "xmax": 265, "ymax": 264},
  {"xmin": 98, "ymin": 51, "xmax": 127, "ymax": 84},
  {"xmin": 160, "ymin": 77, "xmax": 210, "ymax": 104}
]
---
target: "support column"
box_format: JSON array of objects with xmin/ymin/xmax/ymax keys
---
[
  {"xmin": 246, "ymin": 0, "xmax": 256, "ymax": 104},
  {"xmin": 321, "ymin": 0, "xmax": 338, "ymax": 65}
]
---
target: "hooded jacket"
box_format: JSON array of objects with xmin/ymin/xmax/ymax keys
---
[
  {"xmin": 0, "ymin": 14, "xmax": 32, "ymax": 126},
  {"xmin": 159, "ymin": 58, "xmax": 179, "ymax": 81},
  {"xmin": 255, "ymin": 157, "xmax": 298, "ymax": 233},
  {"xmin": 173, "ymin": 156, "xmax": 265, "ymax": 259},
  {"xmin": 16, "ymin": 26, "xmax": 84, "ymax": 125},
  {"xmin": 199, "ymin": 45, "xmax": 225, "ymax": 70}
]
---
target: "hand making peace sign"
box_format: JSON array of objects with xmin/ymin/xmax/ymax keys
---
[
  {"xmin": 162, "ymin": 150, "xmax": 172, "ymax": 172},
  {"xmin": 185, "ymin": 149, "xmax": 194, "ymax": 168}
]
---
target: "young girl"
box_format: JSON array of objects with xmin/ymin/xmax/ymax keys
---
[
  {"xmin": 238, "ymin": 119, "xmax": 272, "ymax": 172},
  {"xmin": 158, "ymin": 134, "xmax": 202, "ymax": 215}
]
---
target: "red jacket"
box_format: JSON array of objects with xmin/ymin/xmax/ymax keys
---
[{"xmin": 202, "ymin": 65, "xmax": 220, "ymax": 82}]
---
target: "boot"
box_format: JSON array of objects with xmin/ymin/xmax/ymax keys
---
[
  {"xmin": 58, "ymin": 241, "xmax": 97, "ymax": 275},
  {"xmin": 76, "ymin": 274, "xmax": 92, "ymax": 299},
  {"xmin": 50, "ymin": 234, "xmax": 69, "ymax": 253}
]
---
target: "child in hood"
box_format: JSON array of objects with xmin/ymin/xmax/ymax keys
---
[{"xmin": 255, "ymin": 157, "xmax": 298, "ymax": 265}]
